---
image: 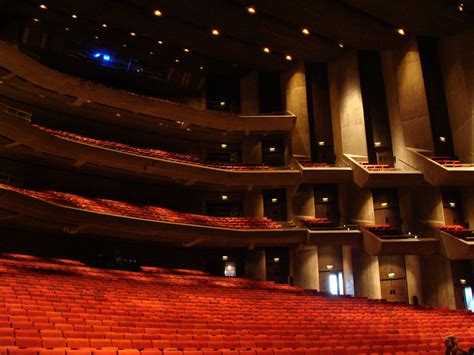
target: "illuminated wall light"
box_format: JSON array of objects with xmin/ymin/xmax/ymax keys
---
[
  {"xmin": 449, "ymin": 202, "xmax": 456, "ymax": 208},
  {"xmin": 397, "ymin": 28, "xmax": 406, "ymax": 36},
  {"xmin": 122, "ymin": 44, "xmax": 127, "ymax": 47},
  {"xmin": 374, "ymin": 142, "xmax": 382, "ymax": 147},
  {"xmin": 388, "ymin": 272, "xmax": 396, "ymax": 278},
  {"xmin": 175, "ymin": 59, "xmax": 180, "ymax": 63},
  {"xmin": 93, "ymin": 52, "xmax": 102, "ymax": 58},
  {"xmin": 199, "ymin": 66, "xmax": 204, "ymax": 70},
  {"xmin": 274, "ymin": 257, "xmax": 280, "ymax": 262},
  {"xmin": 157, "ymin": 40, "xmax": 163, "ymax": 45},
  {"xmin": 154, "ymin": 9, "xmax": 163, "ymax": 17},
  {"xmin": 130, "ymin": 32, "xmax": 136, "ymax": 37},
  {"xmin": 186, "ymin": 128, "xmax": 191, "ymax": 132},
  {"xmin": 381, "ymin": 202, "xmax": 389, "ymax": 207},
  {"xmin": 338, "ymin": 43, "xmax": 344, "ymax": 48},
  {"xmin": 39, "ymin": 4, "xmax": 47, "ymax": 9},
  {"xmin": 302, "ymin": 28, "xmax": 310, "ymax": 36},
  {"xmin": 211, "ymin": 29, "xmax": 220, "ymax": 36},
  {"xmin": 460, "ymin": 279, "xmax": 467, "ymax": 284},
  {"xmin": 102, "ymin": 23, "xmax": 107, "ymax": 28},
  {"xmin": 271, "ymin": 198, "xmax": 278, "ymax": 203},
  {"xmin": 102, "ymin": 54, "xmax": 110, "ymax": 61},
  {"xmin": 115, "ymin": 113, "xmax": 121, "ymax": 117},
  {"xmin": 285, "ymin": 54, "xmax": 292, "ymax": 61},
  {"xmin": 33, "ymin": 18, "xmax": 40, "ymax": 22},
  {"xmin": 318, "ymin": 141, "xmax": 325, "ymax": 146},
  {"xmin": 94, "ymin": 35, "xmax": 99, "ymax": 40},
  {"xmin": 247, "ymin": 6, "xmax": 256, "ymax": 14},
  {"xmin": 322, "ymin": 197, "xmax": 329, "ymax": 202},
  {"xmin": 222, "ymin": 255, "xmax": 228, "ymax": 261},
  {"xmin": 219, "ymin": 101, "xmax": 226, "ymax": 106},
  {"xmin": 269, "ymin": 147, "xmax": 276, "ymax": 152},
  {"xmin": 263, "ymin": 47, "xmax": 270, "ymax": 54},
  {"xmin": 458, "ymin": 3, "xmax": 464, "ymax": 11},
  {"xmin": 439, "ymin": 136, "xmax": 446, "ymax": 142},
  {"xmin": 65, "ymin": 27, "xmax": 70, "ymax": 31},
  {"xmin": 149, "ymin": 51, "xmax": 154, "ymax": 55},
  {"xmin": 72, "ymin": 14, "xmax": 78, "ymax": 19},
  {"xmin": 327, "ymin": 265, "xmax": 334, "ymax": 270},
  {"xmin": 221, "ymin": 144, "xmax": 227, "ymax": 149},
  {"xmin": 221, "ymin": 195, "xmax": 228, "ymax": 201}
]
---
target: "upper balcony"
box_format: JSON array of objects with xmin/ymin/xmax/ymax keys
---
[
  {"xmin": 0, "ymin": 41, "xmax": 295, "ymax": 135},
  {"xmin": 435, "ymin": 225, "xmax": 474, "ymax": 260},
  {"xmin": 406, "ymin": 148, "xmax": 474, "ymax": 186},
  {"xmin": 295, "ymin": 159, "xmax": 353, "ymax": 184},
  {"xmin": 0, "ymin": 182, "xmax": 307, "ymax": 248},
  {"xmin": 343, "ymin": 154, "xmax": 424, "ymax": 188},
  {"xmin": 0, "ymin": 105, "xmax": 301, "ymax": 188},
  {"xmin": 298, "ymin": 217, "xmax": 362, "ymax": 248}
]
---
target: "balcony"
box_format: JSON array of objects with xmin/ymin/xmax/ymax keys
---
[
  {"xmin": 362, "ymin": 225, "xmax": 438, "ymax": 256},
  {"xmin": 298, "ymin": 217, "xmax": 361, "ymax": 248},
  {"xmin": 435, "ymin": 226, "xmax": 474, "ymax": 260},
  {"xmin": 295, "ymin": 159, "xmax": 353, "ymax": 184},
  {"xmin": 406, "ymin": 148, "xmax": 474, "ymax": 186},
  {"xmin": 343, "ymin": 154, "xmax": 424, "ymax": 188}
]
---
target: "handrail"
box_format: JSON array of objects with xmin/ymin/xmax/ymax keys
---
[{"xmin": 3, "ymin": 105, "xmax": 32, "ymax": 123}]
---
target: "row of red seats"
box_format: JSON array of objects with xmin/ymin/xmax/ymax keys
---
[
  {"xmin": 297, "ymin": 161, "xmax": 331, "ymax": 168},
  {"xmin": 33, "ymin": 125, "xmax": 270, "ymax": 172},
  {"xmin": 0, "ymin": 184, "xmax": 283, "ymax": 230},
  {"xmin": 363, "ymin": 225, "xmax": 412, "ymax": 239},
  {"xmin": 435, "ymin": 225, "xmax": 474, "ymax": 240},
  {"xmin": 359, "ymin": 163, "xmax": 396, "ymax": 171},
  {"xmin": 300, "ymin": 218, "xmax": 335, "ymax": 230},
  {"xmin": 429, "ymin": 156, "xmax": 472, "ymax": 168}
]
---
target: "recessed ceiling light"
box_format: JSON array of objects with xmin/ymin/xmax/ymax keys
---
[
  {"xmin": 211, "ymin": 29, "xmax": 220, "ymax": 36},
  {"xmin": 285, "ymin": 54, "xmax": 292, "ymax": 61},
  {"xmin": 149, "ymin": 51, "xmax": 154, "ymax": 55},
  {"xmin": 130, "ymin": 32, "xmax": 136, "ymax": 37},
  {"xmin": 157, "ymin": 40, "xmax": 163, "ymax": 45},
  {"xmin": 184, "ymin": 48, "xmax": 190, "ymax": 53},
  {"xmin": 199, "ymin": 66, "xmax": 204, "ymax": 70},
  {"xmin": 247, "ymin": 6, "xmax": 256, "ymax": 14},
  {"xmin": 338, "ymin": 43, "xmax": 344, "ymax": 48},
  {"xmin": 72, "ymin": 14, "xmax": 78, "ymax": 19},
  {"xmin": 122, "ymin": 44, "xmax": 127, "ymax": 47},
  {"xmin": 102, "ymin": 23, "xmax": 107, "ymax": 28},
  {"xmin": 65, "ymin": 27, "xmax": 70, "ymax": 31},
  {"xmin": 33, "ymin": 18, "xmax": 40, "ymax": 22},
  {"xmin": 263, "ymin": 47, "xmax": 270, "ymax": 53},
  {"xmin": 397, "ymin": 28, "xmax": 406, "ymax": 36},
  {"xmin": 175, "ymin": 59, "xmax": 180, "ymax": 63},
  {"xmin": 39, "ymin": 4, "xmax": 47, "ymax": 9},
  {"xmin": 94, "ymin": 35, "xmax": 99, "ymax": 39},
  {"xmin": 302, "ymin": 28, "xmax": 310, "ymax": 35},
  {"xmin": 154, "ymin": 9, "xmax": 163, "ymax": 17}
]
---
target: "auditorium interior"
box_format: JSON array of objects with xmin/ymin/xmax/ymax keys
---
[{"xmin": 0, "ymin": 0, "xmax": 474, "ymax": 354}]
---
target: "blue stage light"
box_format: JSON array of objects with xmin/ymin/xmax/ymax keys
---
[
  {"xmin": 93, "ymin": 52, "xmax": 101, "ymax": 58},
  {"xmin": 103, "ymin": 54, "xmax": 111, "ymax": 61}
]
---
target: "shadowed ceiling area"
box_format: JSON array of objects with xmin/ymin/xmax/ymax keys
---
[{"xmin": 1, "ymin": 0, "xmax": 473, "ymax": 73}]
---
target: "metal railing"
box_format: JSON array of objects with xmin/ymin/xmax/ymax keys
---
[{"xmin": 3, "ymin": 105, "xmax": 32, "ymax": 122}]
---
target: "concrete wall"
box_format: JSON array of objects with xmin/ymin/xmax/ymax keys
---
[
  {"xmin": 245, "ymin": 248, "xmax": 266, "ymax": 281},
  {"xmin": 243, "ymin": 189, "xmax": 264, "ymax": 218},
  {"xmin": 381, "ymin": 39, "xmax": 435, "ymax": 162},
  {"xmin": 240, "ymin": 71, "xmax": 260, "ymax": 115},
  {"xmin": 291, "ymin": 245, "xmax": 319, "ymax": 290},
  {"xmin": 439, "ymin": 34, "xmax": 474, "ymax": 164},
  {"xmin": 292, "ymin": 185, "xmax": 316, "ymax": 218},
  {"xmin": 282, "ymin": 61, "xmax": 311, "ymax": 159},
  {"xmin": 352, "ymin": 248, "xmax": 382, "ymax": 299},
  {"xmin": 328, "ymin": 51, "xmax": 368, "ymax": 160},
  {"xmin": 342, "ymin": 246, "xmax": 355, "ymax": 296},
  {"xmin": 405, "ymin": 255, "xmax": 424, "ymax": 305},
  {"xmin": 242, "ymin": 135, "xmax": 262, "ymax": 164},
  {"xmin": 419, "ymin": 254, "xmax": 456, "ymax": 309}
]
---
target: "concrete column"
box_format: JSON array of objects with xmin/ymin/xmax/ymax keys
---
[
  {"xmin": 242, "ymin": 136, "xmax": 262, "ymax": 164},
  {"xmin": 245, "ymin": 248, "xmax": 266, "ymax": 281},
  {"xmin": 463, "ymin": 188, "xmax": 474, "ymax": 229},
  {"xmin": 381, "ymin": 38, "xmax": 435, "ymax": 163},
  {"xmin": 282, "ymin": 61, "xmax": 311, "ymax": 159},
  {"xmin": 243, "ymin": 189, "xmax": 264, "ymax": 218},
  {"xmin": 419, "ymin": 254, "xmax": 456, "ymax": 309},
  {"xmin": 439, "ymin": 34, "xmax": 474, "ymax": 164},
  {"xmin": 405, "ymin": 255, "xmax": 423, "ymax": 305},
  {"xmin": 338, "ymin": 183, "xmax": 375, "ymax": 226},
  {"xmin": 412, "ymin": 185, "xmax": 445, "ymax": 228},
  {"xmin": 240, "ymin": 71, "xmax": 260, "ymax": 115},
  {"xmin": 342, "ymin": 246, "xmax": 355, "ymax": 296},
  {"xmin": 292, "ymin": 185, "xmax": 315, "ymax": 218},
  {"xmin": 328, "ymin": 51, "xmax": 368, "ymax": 162},
  {"xmin": 352, "ymin": 249, "xmax": 382, "ymax": 299},
  {"xmin": 292, "ymin": 245, "xmax": 319, "ymax": 290}
]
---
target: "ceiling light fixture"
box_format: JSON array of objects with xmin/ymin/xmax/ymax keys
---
[
  {"xmin": 338, "ymin": 43, "xmax": 344, "ymax": 48},
  {"xmin": 274, "ymin": 257, "xmax": 280, "ymax": 262},
  {"xmin": 184, "ymin": 48, "xmax": 190, "ymax": 53},
  {"xmin": 122, "ymin": 44, "xmax": 127, "ymax": 47},
  {"xmin": 157, "ymin": 40, "xmax": 163, "ymax": 45},
  {"xmin": 222, "ymin": 255, "xmax": 228, "ymax": 261},
  {"xmin": 102, "ymin": 23, "xmax": 107, "ymax": 28},
  {"xmin": 72, "ymin": 14, "xmax": 78, "ymax": 19},
  {"xmin": 302, "ymin": 28, "xmax": 310, "ymax": 35},
  {"xmin": 65, "ymin": 27, "xmax": 70, "ymax": 31},
  {"xmin": 94, "ymin": 35, "xmax": 99, "ymax": 39},
  {"xmin": 154, "ymin": 9, "xmax": 163, "ymax": 17},
  {"xmin": 285, "ymin": 54, "xmax": 292, "ymax": 61},
  {"xmin": 247, "ymin": 6, "xmax": 256, "ymax": 14},
  {"xmin": 221, "ymin": 144, "xmax": 227, "ymax": 149},
  {"xmin": 263, "ymin": 47, "xmax": 270, "ymax": 53},
  {"xmin": 271, "ymin": 198, "xmax": 278, "ymax": 203},
  {"xmin": 397, "ymin": 28, "xmax": 406, "ymax": 36},
  {"xmin": 39, "ymin": 4, "xmax": 47, "ymax": 9},
  {"xmin": 221, "ymin": 195, "xmax": 228, "ymax": 201},
  {"xmin": 199, "ymin": 66, "xmax": 204, "ymax": 70},
  {"xmin": 130, "ymin": 32, "xmax": 136, "ymax": 37},
  {"xmin": 33, "ymin": 18, "xmax": 40, "ymax": 22},
  {"xmin": 458, "ymin": 3, "xmax": 464, "ymax": 11},
  {"xmin": 175, "ymin": 59, "xmax": 180, "ymax": 63},
  {"xmin": 211, "ymin": 29, "xmax": 220, "ymax": 36},
  {"xmin": 149, "ymin": 51, "xmax": 154, "ymax": 55}
]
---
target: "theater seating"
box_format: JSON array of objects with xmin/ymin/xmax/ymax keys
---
[
  {"xmin": 363, "ymin": 225, "xmax": 413, "ymax": 239},
  {"xmin": 435, "ymin": 225, "xmax": 474, "ymax": 241},
  {"xmin": 297, "ymin": 161, "xmax": 331, "ymax": 168},
  {"xmin": 0, "ymin": 254, "xmax": 473, "ymax": 355},
  {"xmin": 0, "ymin": 184, "xmax": 282, "ymax": 230},
  {"xmin": 429, "ymin": 156, "xmax": 472, "ymax": 168},
  {"xmin": 359, "ymin": 163, "xmax": 396, "ymax": 171},
  {"xmin": 33, "ymin": 125, "xmax": 271, "ymax": 171},
  {"xmin": 300, "ymin": 218, "xmax": 335, "ymax": 230}
]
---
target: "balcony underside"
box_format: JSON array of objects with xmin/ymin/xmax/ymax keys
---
[
  {"xmin": 308, "ymin": 229, "xmax": 361, "ymax": 248},
  {"xmin": 300, "ymin": 167, "xmax": 353, "ymax": 184}
]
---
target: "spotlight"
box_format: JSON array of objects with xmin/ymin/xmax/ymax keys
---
[
  {"xmin": 397, "ymin": 28, "xmax": 406, "ymax": 36},
  {"xmin": 39, "ymin": 4, "xmax": 47, "ymax": 9},
  {"xmin": 285, "ymin": 54, "xmax": 292, "ymax": 61},
  {"xmin": 247, "ymin": 6, "xmax": 256, "ymax": 14},
  {"xmin": 211, "ymin": 29, "xmax": 220, "ymax": 36},
  {"xmin": 302, "ymin": 28, "xmax": 310, "ymax": 35},
  {"xmin": 263, "ymin": 47, "xmax": 270, "ymax": 53},
  {"xmin": 154, "ymin": 9, "xmax": 163, "ymax": 17}
]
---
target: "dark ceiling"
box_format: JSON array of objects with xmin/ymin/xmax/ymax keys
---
[{"xmin": 1, "ymin": 0, "xmax": 474, "ymax": 73}]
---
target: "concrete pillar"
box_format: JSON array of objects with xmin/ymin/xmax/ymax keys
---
[
  {"xmin": 243, "ymin": 189, "xmax": 264, "ymax": 218},
  {"xmin": 245, "ymin": 248, "xmax": 266, "ymax": 281},
  {"xmin": 282, "ymin": 61, "xmax": 311, "ymax": 159},
  {"xmin": 405, "ymin": 255, "xmax": 423, "ymax": 305},
  {"xmin": 439, "ymin": 34, "xmax": 474, "ymax": 164},
  {"xmin": 342, "ymin": 246, "xmax": 355, "ymax": 296},
  {"xmin": 463, "ymin": 188, "xmax": 474, "ymax": 229},
  {"xmin": 381, "ymin": 38, "xmax": 435, "ymax": 162},
  {"xmin": 241, "ymin": 136, "xmax": 262, "ymax": 164},
  {"xmin": 352, "ymin": 249, "xmax": 382, "ymax": 299},
  {"xmin": 240, "ymin": 71, "xmax": 260, "ymax": 115},
  {"xmin": 292, "ymin": 245, "xmax": 319, "ymax": 290},
  {"xmin": 419, "ymin": 254, "xmax": 456, "ymax": 309},
  {"xmin": 292, "ymin": 185, "xmax": 315, "ymax": 218},
  {"xmin": 328, "ymin": 50, "xmax": 368, "ymax": 162},
  {"xmin": 338, "ymin": 183, "xmax": 375, "ymax": 226},
  {"xmin": 412, "ymin": 185, "xmax": 445, "ymax": 228}
]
